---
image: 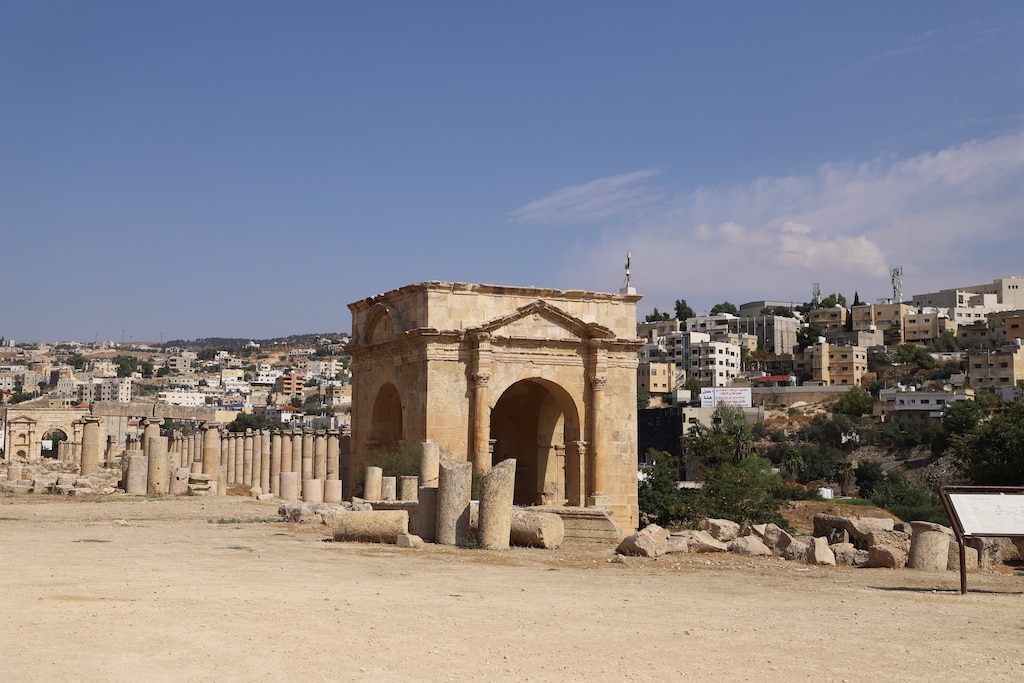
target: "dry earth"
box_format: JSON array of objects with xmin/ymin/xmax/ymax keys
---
[{"xmin": 2, "ymin": 494, "xmax": 1023, "ymax": 682}]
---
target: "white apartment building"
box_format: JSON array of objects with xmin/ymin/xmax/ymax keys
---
[
  {"xmin": 252, "ymin": 364, "xmax": 283, "ymax": 386},
  {"xmin": 156, "ymin": 389, "xmax": 207, "ymax": 407},
  {"xmin": 303, "ymin": 358, "xmax": 345, "ymax": 379},
  {"xmin": 689, "ymin": 340, "xmax": 741, "ymax": 387}
]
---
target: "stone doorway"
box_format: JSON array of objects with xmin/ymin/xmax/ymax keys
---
[
  {"xmin": 368, "ymin": 382, "xmax": 403, "ymax": 458},
  {"xmin": 490, "ymin": 378, "xmax": 581, "ymax": 507},
  {"xmin": 40, "ymin": 429, "xmax": 67, "ymax": 459}
]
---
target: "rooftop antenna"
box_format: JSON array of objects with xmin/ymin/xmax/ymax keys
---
[
  {"xmin": 891, "ymin": 266, "xmax": 903, "ymax": 303},
  {"xmin": 620, "ymin": 252, "xmax": 636, "ymax": 295}
]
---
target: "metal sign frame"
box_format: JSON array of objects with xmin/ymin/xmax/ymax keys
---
[{"xmin": 938, "ymin": 485, "xmax": 1024, "ymax": 594}]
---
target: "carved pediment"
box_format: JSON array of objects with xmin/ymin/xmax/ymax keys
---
[{"xmin": 471, "ymin": 300, "xmax": 615, "ymax": 342}]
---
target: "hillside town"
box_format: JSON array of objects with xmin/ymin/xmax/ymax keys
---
[{"xmin": 2, "ymin": 273, "xmax": 1023, "ymax": 460}]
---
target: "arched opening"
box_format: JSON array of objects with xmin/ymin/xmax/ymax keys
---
[
  {"xmin": 41, "ymin": 429, "xmax": 68, "ymax": 459},
  {"xmin": 369, "ymin": 382, "xmax": 404, "ymax": 458},
  {"xmin": 490, "ymin": 379, "xmax": 581, "ymax": 507}
]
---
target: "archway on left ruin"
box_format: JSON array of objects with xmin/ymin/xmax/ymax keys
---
[
  {"xmin": 368, "ymin": 382, "xmax": 404, "ymax": 458},
  {"xmin": 40, "ymin": 428, "xmax": 68, "ymax": 459}
]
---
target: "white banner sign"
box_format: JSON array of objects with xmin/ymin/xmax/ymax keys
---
[{"xmin": 700, "ymin": 387, "xmax": 752, "ymax": 408}]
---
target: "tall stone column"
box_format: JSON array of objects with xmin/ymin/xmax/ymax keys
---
[
  {"xmin": 141, "ymin": 418, "xmax": 163, "ymax": 458},
  {"xmin": 226, "ymin": 433, "xmax": 236, "ymax": 484},
  {"xmin": 326, "ymin": 430, "xmax": 340, "ymax": 481},
  {"xmin": 281, "ymin": 429, "xmax": 293, "ymax": 475},
  {"xmin": 364, "ymin": 466, "xmax": 383, "ymax": 500},
  {"xmin": 252, "ymin": 430, "xmax": 264, "ymax": 490},
  {"xmin": 80, "ymin": 416, "xmax": 103, "ymax": 477},
  {"xmin": 147, "ymin": 436, "xmax": 170, "ymax": 495},
  {"xmin": 314, "ymin": 431, "xmax": 327, "ymax": 481},
  {"xmin": 478, "ymin": 459, "xmax": 517, "ymax": 550},
  {"xmin": 301, "ymin": 429, "xmax": 314, "ymax": 480},
  {"xmin": 201, "ymin": 423, "xmax": 221, "ymax": 477},
  {"xmin": 436, "ymin": 458, "xmax": 472, "ymax": 546},
  {"xmin": 471, "ymin": 371, "xmax": 491, "ymax": 480},
  {"xmin": 233, "ymin": 433, "xmax": 244, "ymax": 484},
  {"xmin": 270, "ymin": 431, "xmax": 282, "ymax": 496},
  {"xmin": 291, "ymin": 429, "xmax": 303, "ymax": 473},
  {"xmin": 567, "ymin": 441, "xmax": 587, "ymax": 507},
  {"xmin": 104, "ymin": 435, "xmax": 118, "ymax": 469},
  {"xmin": 260, "ymin": 430, "xmax": 271, "ymax": 493},
  {"xmin": 242, "ymin": 430, "xmax": 254, "ymax": 486},
  {"xmin": 420, "ymin": 440, "xmax": 440, "ymax": 488},
  {"xmin": 587, "ymin": 375, "xmax": 610, "ymax": 507}
]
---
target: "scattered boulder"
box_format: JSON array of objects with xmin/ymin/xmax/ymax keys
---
[
  {"xmin": 396, "ymin": 533, "xmax": 424, "ymax": 548},
  {"xmin": 805, "ymin": 537, "xmax": 836, "ymax": 566},
  {"xmin": 966, "ymin": 537, "xmax": 1002, "ymax": 569},
  {"xmin": 868, "ymin": 545, "xmax": 907, "ymax": 569},
  {"xmin": 616, "ymin": 524, "xmax": 669, "ymax": 558},
  {"xmin": 728, "ymin": 536, "xmax": 772, "ymax": 557},
  {"xmin": 700, "ymin": 518, "xmax": 740, "ymax": 542},
  {"xmin": 830, "ymin": 542, "xmax": 859, "ymax": 566},
  {"xmin": 666, "ymin": 534, "xmax": 689, "ymax": 554},
  {"xmin": 674, "ymin": 530, "xmax": 728, "ymax": 553},
  {"xmin": 947, "ymin": 542, "xmax": 979, "ymax": 572}
]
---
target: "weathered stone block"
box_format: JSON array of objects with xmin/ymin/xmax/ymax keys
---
[
  {"xmin": 333, "ymin": 510, "xmax": 409, "ymax": 544},
  {"xmin": 616, "ymin": 524, "xmax": 669, "ymax": 557},
  {"xmin": 868, "ymin": 545, "xmax": 907, "ymax": 569}
]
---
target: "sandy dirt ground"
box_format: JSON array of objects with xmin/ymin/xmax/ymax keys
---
[{"xmin": 1, "ymin": 494, "xmax": 1022, "ymax": 683}]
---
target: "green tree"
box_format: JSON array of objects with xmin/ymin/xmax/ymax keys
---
[
  {"xmin": 709, "ymin": 301, "xmax": 738, "ymax": 316},
  {"xmin": 697, "ymin": 457, "xmax": 790, "ymax": 528},
  {"xmin": 832, "ymin": 386, "xmax": 874, "ymax": 416},
  {"xmin": 952, "ymin": 402, "xmax": 1024, "ymax": 485},
  {"xmin": 854, "ymin": 460, "xmax": 885, "ymax": 498},
  {"xmin": 931, "ymin": 399, "xmax": 986, "ymax": 455},
  {"xmin": 760, "ymin": 305, "xmax": 795, "ymax": 318},
  {"xmin": 67, "ymin": 353, "xmax": 87, "ymax": 370},
  {"xmin": 637, "ymin": 391, "xmax": 650, "ymax": 410},
  {"xmin": 225, "ymin": 413, "xmax": 285, "ymax": 433},
  {"xmin": 111, "ymin": 355, "xmax": 140, "ymax": 377},
  {"xmin": 638, "ymin": 450, "xmax": 692, "ymax": 526},
  {"xmin": 819, "ymin": 293, "xmax": 847, "ymax": 308},
  {"xmin": 645, "ymin": 307, "xmax": 671, "ymax": 322},
  {"xmin": 674, "ymin": 299, "xmax": 695, "ymax": 321},
  {"xmin": 796, "ymin": 321, "xmax": 824, "ymax": 350}
]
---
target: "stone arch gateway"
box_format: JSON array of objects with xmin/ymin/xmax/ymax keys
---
[{"xmin": 347, "ymin": 282, "xmax": 643, "ymax": 530}]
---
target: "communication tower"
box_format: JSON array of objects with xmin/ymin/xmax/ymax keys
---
[{"xmin": 890, "ymin": 266, "xmax": 903, "ymax": 304}]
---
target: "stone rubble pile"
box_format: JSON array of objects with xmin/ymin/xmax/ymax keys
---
[
  {"xmin": 615, "ymin": 513, "xmax": 1022, "ymax": 572},
  {"xmin": 1, "ymin": 462, "xmax": 121, "ymax": 496}
]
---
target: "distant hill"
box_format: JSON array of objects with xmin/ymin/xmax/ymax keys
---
[{"xmin": 165, "ymin": 333, "xmax": 350, "ymax": 350}]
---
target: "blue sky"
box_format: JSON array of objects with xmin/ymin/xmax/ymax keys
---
[{"xmin": 2, "ymin": 2, "xmax": 1022, "ymax": 342}]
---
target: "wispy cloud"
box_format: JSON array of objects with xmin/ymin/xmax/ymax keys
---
[
  {"xmin": 554, "ymin": 130, "xmax": 1024, "ymax": 314},
  {"xmin": 509, "ymin": 168, "xmax": 664, "ymax": 224}
]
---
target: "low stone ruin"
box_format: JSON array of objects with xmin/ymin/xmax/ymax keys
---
[
  {"xmin": 616, "ymin": 513, "xmax": 1023, "ymax": 572},
  {"xmin": 1, "ymin": 461, "xmax": 120, "ymax": 496}
]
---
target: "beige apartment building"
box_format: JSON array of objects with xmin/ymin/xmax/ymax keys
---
[
  {"xmin": 903, "ymin": 308, "xmax": 956, "ymax": 345},
  {"xmin": 967, "ymin": 343, "xmax": 1024, "ymax": 395},
  {"xmin": 809, "ymin": 305, "xmax": 849, "ymax": 335},
  {"xmin": 792, "ymin": 341, "xmax": 868, "ymax": 386},
  {"xmin": 637, "ymin": 361, "xmax": 675, "ymax": 406},
  {"xmin": 851, "ymin": 302, "xmax": 914, "ymax": 346},
  {"xmin": 273, "ymin": 372, "xmax": 305, "ymax": 397}
]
